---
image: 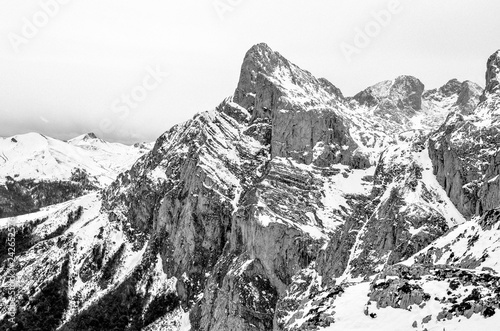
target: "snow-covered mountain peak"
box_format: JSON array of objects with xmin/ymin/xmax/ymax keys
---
[
  {"xmin": 0, "ymin": 132, "xmax": 151, "ymax": 187},
  {"xmin": 84, "ymin": 132, "xmax": 98, "ymax": 139},
  {"xmin": 5, "ymin": 131, "xmax": 49, "ymax": 144},
  {"xmin": 234, "ymin": 43, "xmax": 344, "ymax": 119},
  {"xmin": 67, "ymin": 132, "xmax": 120, "ymax": 151},
  {"xmin": 423, "ymin": 78, "xmax": 462, "ymax": 100},
  {"xmin": 353, "ymin": 75, "xmax": 424, "ymax": 112},
  {"xmin": 68, "ymin": 132, "xmax": 104, "ymax": 144},
  {"xmin": 440, "ymin": 78, "xmax": 462, "ymax": 93},
  {"xmin": 421, "ymin": 79, "xmax": 483, "ymax": 118}
]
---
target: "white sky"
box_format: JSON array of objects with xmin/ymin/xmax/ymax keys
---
[{"xmin": 0, "ymin": 0, "xmax": 499, "ymax": 144}]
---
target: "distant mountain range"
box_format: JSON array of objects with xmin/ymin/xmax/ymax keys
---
[{"xmin": 0, "ymin": 132, "xmax": 151, "ymax": 217}]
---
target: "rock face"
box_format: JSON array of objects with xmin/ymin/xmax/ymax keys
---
[
  {"xmin": 422, "ymin": 79, "xmax": 482, "ymax": 115},
  {"xmin": 271, "ymin": 109, "xmax": 360, "ymax": 167},
  {"xmin": 483, "ymin": 50, "xmax": 500, "ymax": 100},
  {"xmin": 2, "ymin": 45, "xmax": 500, "ymax": 331},
  {"xmin": 234, "ymin": 44, "xmax": 344, "ymax": 117},
  {"xmin": 456, "ymin": 81, "xmax": 484, "ymax": 114},
  {"xmin": 234, "ymin": 43, "xmax": 366, "ymax": 169},
  {"xmin": 353, "ymin": 76, "xmax": 425, "ymax": 121},
  {"xmin": 103, "ymin": 104, "xmax": 270, "ymax": 308},
  {"xmin": 428, "ymin": 51, "xmax": 500, "ymax": 219},
  {"xmin": 351, "ymin": 76, "xmax": 483, "ymax": 137},
  {"xmin": 423, "ymin": 78, "xmax": 462, "ymax": 100}
]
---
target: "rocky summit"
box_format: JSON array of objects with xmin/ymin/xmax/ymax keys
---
[{"xmin": 1, "ymin": 44, "xmax": 500, "ymax": 331}]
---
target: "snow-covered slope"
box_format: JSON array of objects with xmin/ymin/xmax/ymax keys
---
[
  {"xmin": 316, "ymin": 278, "xmax": 500, "ymax": 331},
  {"xmin": 0, "ymin": 192, "xmax": 183, "ymax": 330}
]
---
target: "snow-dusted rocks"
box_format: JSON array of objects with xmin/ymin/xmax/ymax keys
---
[
  {"xmin": 234, "ymin": 43, "xmax": 345, "ymax": 117},
  {"xmin": 483, "ymin": 50, "xmax": 500, "ymax": 100},
  {"xmin": 423, "ymin": 79, "xmax": 483, "ymax": 115},
  {"xmin": 428, "ymin": 52, "xmax": 500, "ymax": 219},
  {"xmin": 353, "ymin": 76, "xmax": 425, "ymax": 121},
  {"xmin": 233, "ymin": 43, "xmax": 369, "ymax": 169}
]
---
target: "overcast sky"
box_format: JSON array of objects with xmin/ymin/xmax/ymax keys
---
[{"xmin": 0, "ymin": 0, "xmax": 499, "ymax": 144}]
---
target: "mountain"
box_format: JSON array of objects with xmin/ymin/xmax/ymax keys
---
[
  {"xmin": 351, "ymin": 76, "xmax": 483, "ymax": 132},
  {"xmin": 1, "ymin": 44, "xmax": 499, "ymax": 331},
  {"xmin": 0, "ymin": 132, "xmax": 151, "ymax": 217}
]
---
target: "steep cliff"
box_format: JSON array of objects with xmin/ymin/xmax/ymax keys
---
[{"xmin": 428, "ymin": 51, "xmax": 500, "ymax": 219}]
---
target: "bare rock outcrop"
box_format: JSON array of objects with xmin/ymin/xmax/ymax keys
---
[
  {"xmin": 353, "ymin": 75, "xmax": 425, "ymax": 122},
  {"xmin": 428, "ymin": 50, "xmax": 500, "ymax": 219},
  {"xmin": 234, "ymin": 43, "xmax": 369, "ymax": 169}
]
